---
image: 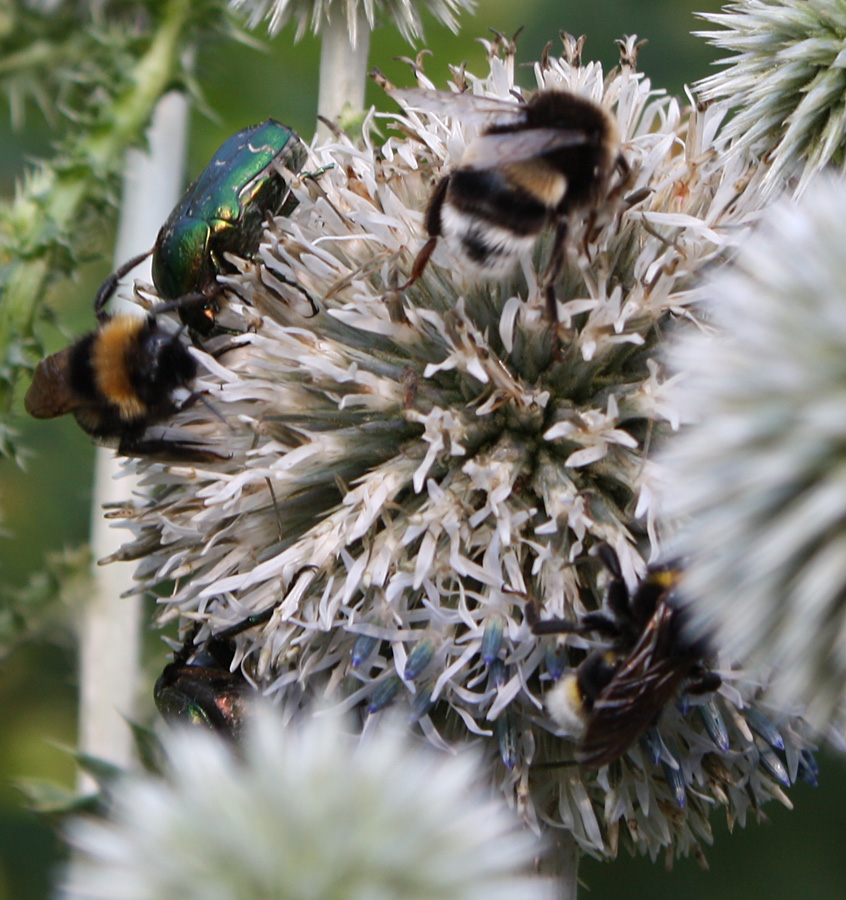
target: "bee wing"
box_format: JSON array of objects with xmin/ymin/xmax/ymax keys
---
[
  {"xmin": 24, "ymin": 347, "xmax": 84, "ymax": 419},
  {"xmin": 390, "ymin": 88, "xmax": 526, "ymax": 125},
  {"xmin": 577, "ymin": 604, "xmax": 685, "ymax": 767},
  {"xmin": 462, "ymin": 129, "xmax": 591, "ymax": 170}
]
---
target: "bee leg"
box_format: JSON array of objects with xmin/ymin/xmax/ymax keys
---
[
  {"xmin": 594, "ymin": 544, "xmax": 635, "ymax": 621},
  {"xmin": 399, "ymin": 236, "xmax": 438, "ymax": 290},
  {"xmin": 577, "ymin": 649, "xmax": 618, "ymax": 700},
  {"xmin": 117, "ymin": 435, "xmax": 232, "ymax": 462},
  {"xmin": 595, "ymin": 542, "xmax": 623, "ymax": 578},
  {"xmin": 584, "ymin": 153, "xmax": 636, "ymax": 247},
  {"xmin": 188, "ymin": 390, "xmax": 227, "ymax": 426},
  {"xmin": 527, "ymin": 606, "xmax": 617, "ymax": 638},
  {"xmin": 399, "ymin": 174, "xmax": 449, "ymax": 290},
  {"xmin": 601, "ymin": 153, "xmax": 632, "ymax": 217},
  {"xmin": 529, "ymin": 614, "xmax": 581, "ymax": 636},
  {"xmin": 93, "ymin": 247, "xmax": 155, "ymax": 321},
  {"xmin": 541, "ymin": 218, "xmax": 570, "ymax": 324},
  {"xmin": 577, "ymin": 611, "xmax": 622, "ymax": 638}
]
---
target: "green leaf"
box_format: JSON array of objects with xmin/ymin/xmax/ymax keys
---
[{"xmin": 17, "ymin": 777, "xmax": 100, "ymax": 817}]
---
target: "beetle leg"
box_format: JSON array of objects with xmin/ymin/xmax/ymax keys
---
[
  {"xmin": 262, "ymin": 272, "xmax": 319, "ymax": 317},
  {"xmin": 93, "ymin": 247, "xmax": 155, "ymax": 321}
]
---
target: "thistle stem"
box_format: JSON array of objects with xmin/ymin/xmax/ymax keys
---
[
  {"xmin": 77, "ymin": 92, "xmax": 189, "ymax": 788},
  {"xmin": 539, "ymin": 830, "xmax": 580, "ymax": 900},
  {"xmin": 316, "ymin": 8, "xmax": 370, "ymax": 138}
]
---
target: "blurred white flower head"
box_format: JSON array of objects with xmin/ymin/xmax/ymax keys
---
[
  {"xmin": 230, "ymin": 0, "xmax": 476, "ymax": 43},
  {"xmin": 697, "ymin": 0, "xmax": 846, "ymax": 197},
  {"xmin": 60, "ymin": 707, "xmax": 545, "ymax": 900},
  {"xmin": 111, "ymin": 34, "xmax": 816, "ymax": 863},
  {"xmin": 661, "ymin": 175, "xmax": 846, "ymax": 734}
]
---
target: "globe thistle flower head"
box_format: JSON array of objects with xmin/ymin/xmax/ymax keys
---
[
  {"xmin": 696, "ymin": 0, "xmax": 846, "ymax": 197},
  {"xmin": 113, "ymin": 34, "xmax": 815, "ymax": 862},
  {"xmin": 59, "ymin": 707, "xmax": 545, "ymax": 900},
  {"xmin": 230, "ymin": 0, "xmax": 476, "ymax": 43},
  {"xmin": 660, "ymin": 174, "xmax": 846, "ymax": 734}
]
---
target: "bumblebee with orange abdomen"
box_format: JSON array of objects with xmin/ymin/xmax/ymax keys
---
[
  {"xmin": 390, "ymin": 86, "xmax": 627, "ymax": 297},
  {"xmin": 24, "ymin": 313, "xmax": 215, "ymax": 459}
]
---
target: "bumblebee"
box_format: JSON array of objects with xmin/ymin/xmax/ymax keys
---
[
  {"xmin": 528, "ymin": 546, "xmax": 721, "ymax": 767},
  {"xmin": 23, "ymin": 313, "xmax": 216, "ymax": 460},
  {"xmin": 392, "ymin": 87, "xmax": 626, "ymax": 304}
]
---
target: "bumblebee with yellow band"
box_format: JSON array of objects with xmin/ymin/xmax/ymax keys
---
[
  {"xmin": 25, "ymin": 120, "xmax": 308, "ymax": 458},
  {"xmin": 528, "ymin": 546, "xmax": 721, "ymax": 768}
]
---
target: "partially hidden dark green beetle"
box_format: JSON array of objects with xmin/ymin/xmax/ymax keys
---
[
  {"xmin": 95, "ymin": 118, "xmax": 309, "ymax": 333},
  {"xmin": 154, "ymin": 605, "xmax": 283, "ymax": 736},
  {"xmin": 155, "ymin": 628, "xmax": 253, "ymax": 738},
  {"xmin": 155, "ymin": 567, "xmax": 323, "ymax": 735}
]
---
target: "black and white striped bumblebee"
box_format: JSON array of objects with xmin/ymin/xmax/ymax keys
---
[
  {"xmin": 391, "ymin": 86, "xmax": 627, "ymax": 299},
  {"xmin": 528, "ymin": 546, "xmax": 721, "ymax": 767},
  {"xmin": 24, "ymin": 308, "xmax": 220, "ymax": 460}
]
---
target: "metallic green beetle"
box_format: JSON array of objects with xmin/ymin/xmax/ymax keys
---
[
  {"xmin": 95, "ymin": 119, "xmax": 308, "ymax": 333},
  {"xmin": 154, "ymin": 604, "xmax": 284, "ymax": 736},
  {"xmin": 154, "ymin": 628, "xmax": 253, "ymax": 738}
]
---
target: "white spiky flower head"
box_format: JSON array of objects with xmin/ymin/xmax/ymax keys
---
[
  {"xmin": 696, "ymin": 0, "xmax": 846, "ymax": 197},
  {"xmin": 230, "ymin": 0, "xmax": 476, "ymax": 43},
  {"xmin": 59, "ymin": 707, "xmax": 545, "ymax": 900},
  {"xmin": 111, "ymin": 34, "xmax": 817, "ymax": 865},
  {"xmin": 660, "ymin": 174, "xmax": 846, "ymax": 734}
]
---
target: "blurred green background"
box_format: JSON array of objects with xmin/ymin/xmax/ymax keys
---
[{"xmin": 2, "ymin": 1, "xmax": 845, "ymax": 897}]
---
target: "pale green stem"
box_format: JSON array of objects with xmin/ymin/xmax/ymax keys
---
[
  {"xmin": 77, "ymin": 92, "xmax": 189, "ymax": 789},
  {"xmin": 316, "ymin": 8, "xmax": 370, "ymax": 139}
]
